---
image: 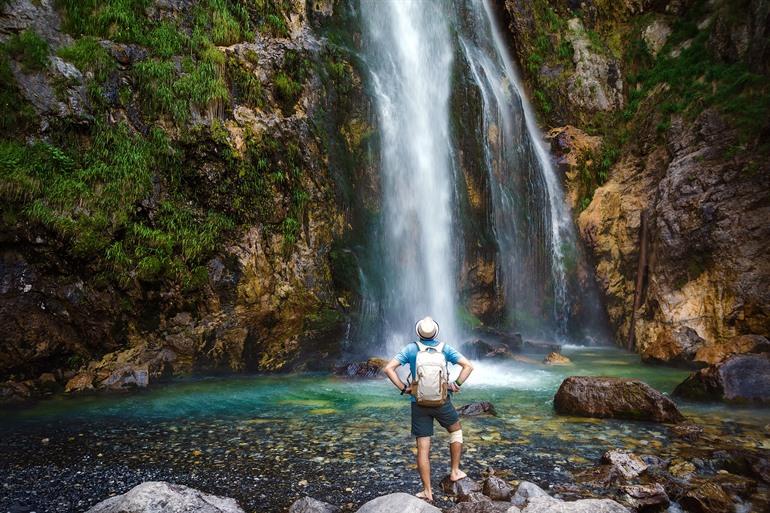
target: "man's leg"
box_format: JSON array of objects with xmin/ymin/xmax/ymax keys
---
[
  {"xmin": 416, "ymin": 436, "xmax": 433, "ymax": 500},
  {"xmin": 446, "ymin": 421, "xmax": 466, "ymax": 480}
]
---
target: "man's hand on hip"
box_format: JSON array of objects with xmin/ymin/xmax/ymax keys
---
[{"xmin": 448, "ymin": 382, "xmax": 461, "ymax": 393}]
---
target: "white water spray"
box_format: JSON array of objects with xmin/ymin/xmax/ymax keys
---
[{"xmin": 362, "ymin": 0, "xmax": 460, "ymax": 352}]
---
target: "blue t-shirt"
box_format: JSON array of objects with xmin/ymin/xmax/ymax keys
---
[{"xmin": 394, "ymin": 339, "xmax": 464, "ymax": 401}]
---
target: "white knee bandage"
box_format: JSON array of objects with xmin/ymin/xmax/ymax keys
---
[{"xmin": 449, "ymin": 429, "xmax": 463, "ymax": 444}]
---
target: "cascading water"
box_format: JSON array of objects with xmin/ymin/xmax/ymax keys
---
[
  {"xmin": 458, "ymin": 0, "xmax": 576, "ymax": 338},
  {"xmin": 361, "ymin": 0, "xmax": 460, "ymax": 352},
  {"xmin": 359, "ymin": 0, "xmax": 607, "ymax": 350}
]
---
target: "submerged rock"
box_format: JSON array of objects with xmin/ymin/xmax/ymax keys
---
[
  {"xmin": 334, "ymin": 358, "xmax": 387, "ymax": 378},
  {"xmin": 670, "ymin": 422, "xmax": 703, "ymax": 442},
  {"xmin": 354, "ymin": 493, "xmax": 441, "ymax": 513},
  {"xmin": 679, "ymin": 482, "xmax": 733, "ymax": 513},
  {"xmin": 542, "ymin": 352, "xmax": 571, "ymax": 365},
  {"xmin": 289, "ymin": 496, "xmax": 339, "ymax": 513},
  {"xmin": 456, "ymin": 402, "xmax": 497, "ymax": 417},
  {"xmin": 553, "ymin": 376, "xmax": 685, "ymax": 422},
  {"xmin": 85, "ymin": 481, "xmax": 245, "ymax": 513},
  {"xmin": 673, "ymin": 353, "xmax": 770, "ymax": 404}
]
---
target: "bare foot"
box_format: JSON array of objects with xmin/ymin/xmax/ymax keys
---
[
  {"xmin": 416, "ymin": 490, "xmax": 434, "ymax": 503},
  {"xmin": 449, "ymin": 469, "xmax": 467, "ymax": 482}
]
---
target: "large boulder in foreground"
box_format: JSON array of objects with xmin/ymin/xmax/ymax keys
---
[
  {"xmin": 290, "ymin": 497, "xmax": 340, "ymax": 513},
  {"xmin": 553, "ymin": 376, "xmax": 685, "ymax": 422},
  {"xmin": 85, "ymin": 481, "xmax": 244, "ymax": 513},
  {"xmin": 512, "ymin": 481, "xmax": 630, "ymax": 513},
  {"xmin": 354, "ymin": 493, "xmax": 441, "ymax": 513},
  {"xmin": 673, "ymin": 353, "xmax": 770, "ymax": 404}
]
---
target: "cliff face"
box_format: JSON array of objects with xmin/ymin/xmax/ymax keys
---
[
  {"xmin": 0, "ymin": 0, "xmax": 365, "ymax": 397},
  {"xmin": 503, "ymin": 0, "xmax": 770, "ymax": 363}
]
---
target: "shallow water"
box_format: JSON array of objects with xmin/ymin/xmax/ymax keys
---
[{"xmin": 2, "ymin": 346, "xmax": 769, "ymax": 512}]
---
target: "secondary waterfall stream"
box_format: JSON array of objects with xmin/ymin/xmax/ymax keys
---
[{"xmin": 360, "ymin": 0, "xmax": 598, "ymax": 350}]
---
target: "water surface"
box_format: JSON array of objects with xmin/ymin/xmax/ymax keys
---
[{"xmin": 2, "ymin": 346, "xmax": 768, "ymax": 512}]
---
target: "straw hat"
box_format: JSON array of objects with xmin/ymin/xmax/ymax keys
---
[{"xmin": 415, "ymin": 316, "xmax": 439, "ymax": 339}]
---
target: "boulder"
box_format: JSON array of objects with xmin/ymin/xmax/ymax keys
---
[
  {"xmin": 482, "ymin": 476, "xmax": 514, "ymax": 501},
  {"xmin": 694, "ymin": 334, "xmax": 770, "ymax": 366},
  {"xmin": 462, "ymin": 340, "xmax": 497, "ymax": 359},
  {"xmin": 673, "ymin": 353, "xmax": 770, "ymax": 404},
  {"xmin": 334, "ymin": 358, "xmax": 387, "ymax": 378},
  {"xmin": 619, "ymin": 483, "xmax": 669, "ymax": 511},
  {"xmin": 65, "ymin": 371, "xmax": 95, "ymax": 393},
  {"xmin": 511, "ymin": 482, "xmax": 551, "ymax": 509},
  {"xmin": 354, "ymin": 493, "xmax": 441, "ymax": 513},
  {"xmin": 289, "ymin": 497, "xmax": 340, "ymax": 513},
  {"xmin": 542, "ymin": 352, "xmax": 571, "ymax": 365},
  {"xmin": 553, "ymin": 376, "xmax": 685, "ymax": 423},
  {"xmin": 441, "ymin": 476, "xmax": 483, "ymax": 498},
  {"xmin": 679, "ymin": 482, "xmax": 733, "ymax": 513},
  {"xmin": 447, "ymin": 501, "xmax": 516, "ymax": 513},
  {"xmin": 85, "ymin": 481, "xmax": 245, "ymax": 513},
  {"xmin": 521, "ymin": 496, "xmax": 630, "ymax": 513},
  {"xmin": 0, "ymin": 380, "xmax": 33, "ymax": 404},
  {"xmin": 456, "ymin": 402, "xmax": 497, "ymax": 417},
  {"xmin": 642, "ymin": 327, "xmax": 706, "ymax": 367},
  {"xmin": 602, "ymin": 450, "xmax": 648, "ymax": 480}
]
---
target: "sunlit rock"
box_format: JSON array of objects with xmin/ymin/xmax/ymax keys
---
[
  {"xmin": 542, "ymin": 352, "xmax": 571, "ymax": 366},
  {"xmin": 602, "ymin": 450, "xmax": 648, "ymax": 480},
  {"xmin": 289, "ymin": 496, "xmax": 339, "ymax": 513},
  {"xmin": 354, "ymin": 493, "xmax": 441, "ymax": 513},
  {"xmin": 85, "ymin": 481, "xmax": 245, "ymax": 513}
]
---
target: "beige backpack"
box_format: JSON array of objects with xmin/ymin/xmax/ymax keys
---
[{"xmin": 414, "ymin": 341, "xmax": 449, "ymax": 406}]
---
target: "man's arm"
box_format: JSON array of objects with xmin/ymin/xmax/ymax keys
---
[
  {"xmin": 384, "ymin": 358, "xmax": 409, "ymax": 393},
  {"xmin": 449, "ymin": 357, "xmax": 474, "ymax": 392}
]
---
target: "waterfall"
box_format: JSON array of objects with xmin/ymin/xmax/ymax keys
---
[
  {"xmin": 458, "ymin": 0, "xmax": 576, "ymax": 338},
  {"xmin": 359, "ymin": 0, "xmax": 603, "ymax": 351},
  {"xmin": 361, "ymin": 0, "xmax": 460, "ymax": 352}
]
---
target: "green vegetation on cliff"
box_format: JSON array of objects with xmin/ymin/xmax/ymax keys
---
[
  {"xmin": 0, "ymin": 0, "xmax": 313, "ymax": 291},
  {"xmin": 514, "ymin": 0, "xmax": 770, "ymax": 209}
]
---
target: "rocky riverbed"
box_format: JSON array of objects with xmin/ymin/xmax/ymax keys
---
[{"xmin": 1, "ymin": 347, "xmax": 769, "ymax": 512}]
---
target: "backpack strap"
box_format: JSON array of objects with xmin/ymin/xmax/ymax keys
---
[
  {"xmin": 415, "ymin": 341, "xmax": 428, "ymax": 352},
  {"xmin": 434, "ymin": 342, "xmax": 445, "ymax": 352}
]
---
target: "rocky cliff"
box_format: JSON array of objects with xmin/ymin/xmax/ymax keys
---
[
  {"xmin": 0, "ymin": 0, "xmax": 369, "ymax": 398},
  {"xmin": 503, "ymin": 0, "xmax": 770, "ymax": 364}
]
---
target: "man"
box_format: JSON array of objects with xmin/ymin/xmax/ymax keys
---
[{"xmin": 383, "ymin": 316, "xmax": 475, "ymax": 503}]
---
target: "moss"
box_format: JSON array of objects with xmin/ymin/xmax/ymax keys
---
[{"xmin": 5, "ymin": 29, "xmax": 50, "ymax": 72}]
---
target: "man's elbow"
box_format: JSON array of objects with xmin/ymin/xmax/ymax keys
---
[{"xmin": 462, "ymin": 360, "xmax": 474, "ymax": 371}]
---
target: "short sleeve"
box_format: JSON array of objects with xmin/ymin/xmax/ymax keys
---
[
  {"xmin": 394, "ymin": 344, "xmax": 412, "ymax": 365},
  {"xmin": 443, "ymin": 344, "xmax": 463, "ymax": 364}
]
